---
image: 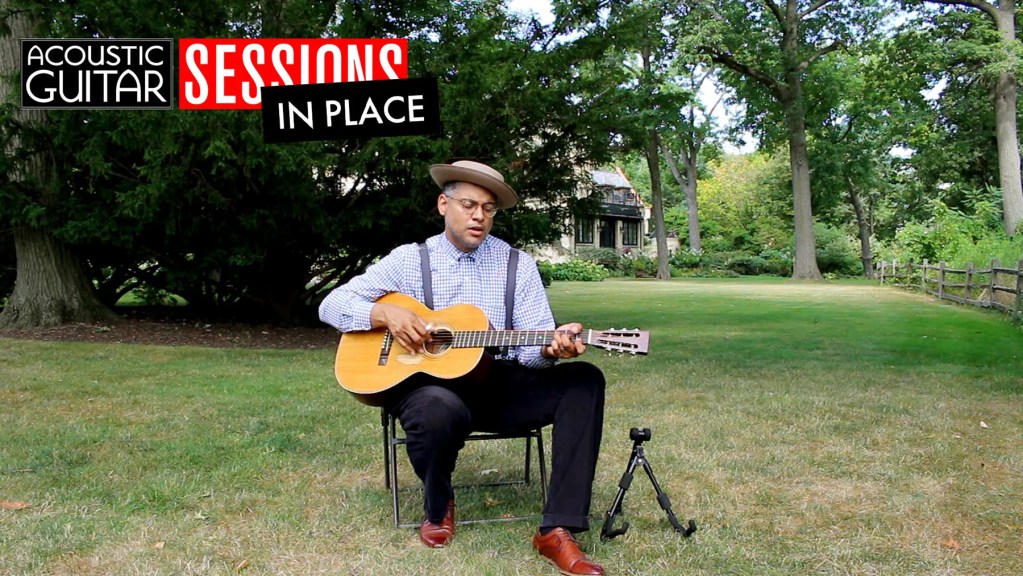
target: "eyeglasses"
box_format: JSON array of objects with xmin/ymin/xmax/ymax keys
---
[{"xmin": 448, "ymin": 196, "xmax": 499, "ymax": 217}]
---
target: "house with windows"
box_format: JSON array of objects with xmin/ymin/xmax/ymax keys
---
[{"xmin": 531, "ymin": 167, "xmax": 655, "ymax": 262}]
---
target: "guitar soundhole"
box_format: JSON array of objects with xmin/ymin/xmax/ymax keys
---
[{"xmin": 424, "ymin": 327, "xmax": 454, "ymax": 357}]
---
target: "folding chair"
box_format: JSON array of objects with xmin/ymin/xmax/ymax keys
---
[{"xmin": 381, "ymin": 408, "xmax": 548, "ymax": 528}]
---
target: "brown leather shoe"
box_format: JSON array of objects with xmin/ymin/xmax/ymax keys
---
[
  {"xmin": 533, "ymin": 528, "xmax": 605, "ymax": 576},
  {"xmin": 418, "ymin": 499, "xmax": 455, "ymax": 548}
]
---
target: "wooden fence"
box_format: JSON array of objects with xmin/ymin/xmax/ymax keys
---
[{"xmin": 876, "ymin": 259, "xmax": 1023, "ymax": 316}]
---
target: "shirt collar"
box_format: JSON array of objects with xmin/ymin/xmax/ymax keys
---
[{"xmin": 436, "ymin": 233, "xmax": 493, "ymax": 262}]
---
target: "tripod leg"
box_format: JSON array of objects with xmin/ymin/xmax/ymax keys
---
[
  {"xmin": 600, "ymin": 449, "xmax": 640, "ymax": 540},
  {"xmin": 640, "ymin": 457, "xmax": 697, "ymax": 537}
]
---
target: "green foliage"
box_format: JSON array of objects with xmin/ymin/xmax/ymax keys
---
[
  {"xmin": 670, "ymin": 266, "xmax": 741, "ymax": 279},
  {"xmin": 696, "ymin": 152, "xmax": 793, "ymax": 254},
  {"xmin": 880, "ymin": 197, "xmax": 1011, "ymax": 267},
  {"xmin": 543, "ymin": 259, "xmax": 609, "ymax": 282},
  {"xmin": 758, "ymin": 248, "xmax": 794, "ymax": 276},
  {"xmin": 574, "ymin": 247, "xmax": 620, "ymax": 266},
  {"xmin": 723, "ymin": 254, "xmax": 767, "ymax": 276},
  {"xmin": 626, "ymin": 254, "xmax": 658, "ymax": 277},
  {"xmin": 536, "ymin": 260, "xmax": 554, "ymax": 288},
  {"xmin": 949, "ymin": 234, "xmax": 1023, "ymax": 270},
  {"xmin": 669, "ymin": 250, "xmax": 702, "ymax": 270},
  {"xmin": 812, "ymin": 222, "xmax": 863, "ymax": 276},
  {"xmin": 885, "ymin": 7, "xmax": 1011, "ymax": 220},
  {"xmin": 667, "ymin": 247, "xmax": 791, "ymax": 277},
  {"xmin": 571, "ymin": 248, "xmax": 653, "ymax": 278}
]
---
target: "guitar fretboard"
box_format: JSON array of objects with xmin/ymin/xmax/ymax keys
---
[{"xmin": 436, "ymin": 330, "xmax": 594, "ymax": 349}]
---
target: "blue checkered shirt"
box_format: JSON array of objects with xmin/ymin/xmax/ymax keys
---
[{"xmin": 319, "ymin": 233, "xmax": 556, "ymax": 368}]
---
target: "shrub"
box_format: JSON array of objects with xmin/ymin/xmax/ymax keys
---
[
  {"xmin": 884, "ymin": 200, "xmax": 998, "ymax": 265},
  {"xmin": 548, "ymin": 259, "xmax": 609, "ymax": 282},
  {"xmin": 946, "ymin": 231, "xmax": 1023, "ymax": 269},
  {"xmin": 575, "ymin": 247, "xmax": 623, "ymax": 273},
  {"xmin": 673, "ymin": 267, "xmax": 741, "ymax": 279},
  {"xmin": 724, "ymin": 255, "xmax": 767, "ymax": 276},
  {"xmin": 669, "ymin": 250, "xmax": 702, "ymax": 270},
  {"xmin": 627, "ymin": 254, "xmax": 658, "ymax": 277},
  {"xmin": 536, "ymin": 260, "xmax": 554, "ymax": 287},
  {"xmin": 700, "ymin": 250, "xmax": 751, "ymax": 272},
  {"xmin": 758, "ymin": 248, "xmax": 793, "ymax": 276},
  {"xmin": 813, "ymin": 223, "xmax": 862, "ymax": 276}
]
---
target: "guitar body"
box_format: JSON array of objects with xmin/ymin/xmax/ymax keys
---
[{"xmin": 334, "ymin": 293, "xmax": 488, "ymax": 406}]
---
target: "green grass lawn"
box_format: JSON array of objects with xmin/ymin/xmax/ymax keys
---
[{"xmin": 2, "ymin": 279, "xmax": 1021, "ymax": 575}]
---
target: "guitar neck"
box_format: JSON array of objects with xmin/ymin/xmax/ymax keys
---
[{"xmin": 446, "ymin": 329, "xmax": 595, "ymax": 349}]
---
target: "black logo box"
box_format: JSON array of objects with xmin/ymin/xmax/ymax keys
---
[
  {"xmin": 260, "ymin": 76, "xmax": 440, "ymax": 144},
  {"xmin": 21, "ymin": 39, "xmax": 174, "ymax": 110}
]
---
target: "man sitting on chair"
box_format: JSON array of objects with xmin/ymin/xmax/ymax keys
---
[{"xmin": 319, "ymin": 159, "xmax": 607, "ymax": 576}]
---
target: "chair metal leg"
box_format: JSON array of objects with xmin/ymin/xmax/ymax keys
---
[
  {"xmin": 524, "ymin": 434, "xmax": 532, "ymax": 484},
  {"xmin": 536, "ymin": 429, "xmax": 548, "ymax": 504},
  {"xmin": 382, "ymin": 413, "xmax": 549, "ymax": 528},
  {"xmin": 389, "ymin": 414, "xmax": 402, "ymax": 528},
  {"xmin": 382, "ymin": 408, "xmax": 391, "ymax": 490}
]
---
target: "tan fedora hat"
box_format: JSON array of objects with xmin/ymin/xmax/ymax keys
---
[{"xmin": 429, "ymin": 160, "xmax": 518, "ymax": 209}]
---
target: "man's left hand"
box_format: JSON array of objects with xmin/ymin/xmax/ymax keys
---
[{"xmin": 542, "ymin": 323, "xmax": 586, "ymax": 360}]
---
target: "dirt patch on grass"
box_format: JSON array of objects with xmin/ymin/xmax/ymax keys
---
[{"xmin": 0, "ymin": 316, "xmax": 337, "ymax": 350}]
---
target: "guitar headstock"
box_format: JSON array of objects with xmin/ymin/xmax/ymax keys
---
[{"xmin": 591, "ymin": 329, "xmax": 649, "ymax": 355}]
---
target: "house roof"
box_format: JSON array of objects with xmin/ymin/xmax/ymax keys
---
[{"xmin": 591, "ymin": 169, "xmax": 632, "ymax": 189}]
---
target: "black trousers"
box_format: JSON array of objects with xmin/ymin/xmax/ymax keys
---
[{"xmin": 389, "ymin": 359, "xmax": 606, "ymax": 531}]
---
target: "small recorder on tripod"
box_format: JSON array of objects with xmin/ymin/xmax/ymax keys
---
[{"xmin": 600, "ymin": 427, "xmax": 697, "ymax": 540}]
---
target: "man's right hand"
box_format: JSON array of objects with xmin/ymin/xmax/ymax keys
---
[{"xmin": 370, "ymin": 301, "xmax": 432, "ymax": 354}]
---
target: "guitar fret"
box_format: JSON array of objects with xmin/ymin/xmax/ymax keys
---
[{"xmin": 447, "ymin": 330, "xmax": 599, "ymax": 349}]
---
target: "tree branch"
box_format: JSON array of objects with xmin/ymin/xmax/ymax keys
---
[
  {"xmin": 829, "ymin": 114, "xmax": 857, "ymax": 144},
  {"xmin": 797, "ymin": 40, "xmax": 843, "ymax": 71},
  {"xmin": 921, "ymin": 0, "xmax": 998, "ymax": 23},
  {"xmin": 763, "ymin": 0, "xmax": 785, "ymax": 25},
  {"xmin": 658, "ymin": 138, "xmax": 687, "ymax": 189},
  {"xmin": 694, "ymin": 67, "xmax": 714, "ymax": 91},
  {"xmin": 701, "ymin": 47, "xmax": 781, "ymax": 95},
  {"xmin": 707, "ymin": 92, "xmax": 725, "ymax": 118},
  {"xmin": 798, "ymin": 0, "xmax": 839, "ymax": 20}
]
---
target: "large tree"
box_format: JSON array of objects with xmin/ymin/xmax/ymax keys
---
[
  {"xmin": 808, "ymin": 49, "xmax": 900, "ymax": 279},
  {"xmin": 691, "ymin": 0, "xmax": 889, "ymax": 279},
  {"xmin": 0, "ymin": 0, "xmax": 117, "ymax": 328},
  {"xmin": 659, "ymin": 66, "xmax": 723, "ymax": 254},
  {"xmin": 909, "ymin": 0, "xmax": 1023, "ymax": 235}
]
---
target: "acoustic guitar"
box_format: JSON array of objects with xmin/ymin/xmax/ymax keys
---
[{"xmin": 334, "ymin": 292, "xmax": 649, "ymax": 406}]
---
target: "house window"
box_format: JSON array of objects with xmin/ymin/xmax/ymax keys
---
[
  {"xmin": 575, "ymin": 218, "xmax": 594, "ymax": 244},
  {"xmin": 599, "ymin": 219, "xmax": 615, "ymax": 248},
  {"xmin": 622, "ymin": 221, "xmax": 639, "ymax": 246}
]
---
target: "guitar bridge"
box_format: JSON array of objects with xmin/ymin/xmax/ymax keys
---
[{"xmin": 378, "ymin": 332, "xmax": 393, "ymax": 366}]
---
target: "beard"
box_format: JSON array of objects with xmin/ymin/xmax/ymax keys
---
[{"xmin": 448, "ymin": 224, "xmax": 487, "ymax": 252}]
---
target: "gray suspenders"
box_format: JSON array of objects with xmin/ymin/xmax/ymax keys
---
[
  {"xmin": 419, "ymin": 242, "xmax": 434, "ymax": 309},
  {"xmin": 418, "ymin": 242, "xmax": 520, "ymax": 352}
]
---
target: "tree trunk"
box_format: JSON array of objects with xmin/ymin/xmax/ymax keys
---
[
  {"xmin": 991, "ymin": 2, "xmax": 1023, "ymax": 235},
  {"xmin": 645, "ymin": 130, "xmax": 671, "ymax": 280},
  {"xmin": 682, "ymin": 146, "xmax": 702, "ymax": 254},
  {"xmin": 0, "ymin": 0, "xmax": 117, "ymax": 328},
  {"xmin": 784, "ymin": 89, "xmax": 823, "ymax": 280},
  {"xmin": 660, "ymin": 138, "xmax": 702, "ymax": 253},
  {"xmin": 846, "ymin": 176, "xmax": 875, "ymax": 279},
  {"xmin": 0, "ymin": 228, "xmax": 117, "ymax": 328}
]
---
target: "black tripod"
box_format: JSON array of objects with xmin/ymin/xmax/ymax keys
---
[{"xmin": 601, "ymin": 427, "xmax": 697, "ymax": 540}]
